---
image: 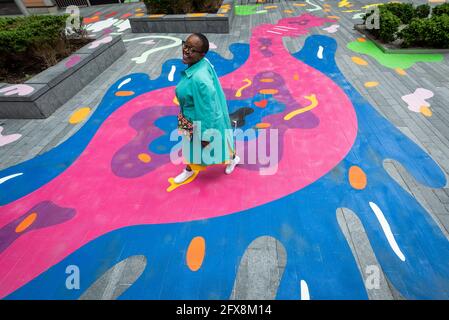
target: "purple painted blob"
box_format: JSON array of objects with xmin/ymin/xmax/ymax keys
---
[{"xmin": 0, "ymin": 201, "xmax": 76, "ymax": 254}]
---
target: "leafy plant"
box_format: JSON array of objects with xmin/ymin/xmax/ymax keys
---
[
  {"xmin": 369, "ymin": 8, "xmax": 401, "ymax": 43},
  {"xmin": 432, "ymin": 3, "xmax": 449, "ymax": 17},
  {"xmin": 415, "ymin": 4, "xmax": 430, "ymax": 19}
]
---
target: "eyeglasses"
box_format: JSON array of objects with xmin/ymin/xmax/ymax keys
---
[{"xmin": 182, "ymin": 40, "xmax": 203, "ymax": 55}]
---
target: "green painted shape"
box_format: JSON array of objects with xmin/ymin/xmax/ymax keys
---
[
  {"xmin": 347, "ymin": 40, "xmax": 444, "ymax": 69},
  {"xmin": 235, "ymin": 4, "xmax": 265, "ymax": 16}
]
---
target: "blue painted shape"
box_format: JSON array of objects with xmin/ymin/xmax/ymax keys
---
[
  {"xmin": 0, "ymin": 44, "xmax": 250, "ymax": 206},
  {"xmin": 5, "ymin": 36, "xmax": 449, "ymax": 300}
]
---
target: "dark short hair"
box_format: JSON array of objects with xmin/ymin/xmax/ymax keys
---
[{"xmin": 192, "ymin": 33, "xmax": 209, "ymax": 54}]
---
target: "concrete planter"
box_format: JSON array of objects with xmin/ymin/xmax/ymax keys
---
[
  {"xmin": 0, "ymin": 35, "xmax": 126, "ymax": 119},
  {"xmin": 129, "ymin": 0, "xmax": 234, "ymax": 34},
  {"xmin": 354, "ymin": 24, "xmax": 449, "ymax": 54}
]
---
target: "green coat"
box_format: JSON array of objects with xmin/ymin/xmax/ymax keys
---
[{"xmin": 175, "ymin": 57, "xmax": 234, "ymax": 166}]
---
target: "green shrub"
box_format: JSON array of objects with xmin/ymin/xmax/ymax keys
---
[
  {"xmin": 368, "ymin": 8, "xmax": 401, "ymax": 43},
  {"xmin": 415, "ymin": 4, "xmax": 430, "ymax": 19},
  {"xmin": 0, "ymin": 14, "xmax": 88, "ymax": 83},
  {"xmin": 379, "ymin": 2, "xmax": 414, "ymax": 23},
  {"xmin": 398, "ymin": 15, "xmax": 449, "ymax": 48},
  {"xmin": 432, "ymin": 3, "xmax": 449, "ymax": 17}
]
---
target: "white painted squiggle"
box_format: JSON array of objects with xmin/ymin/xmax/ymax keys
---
[
  {"xmin": 118, "ymin": 78, "xmax": 131, "ymax": 89},
  {"xmin": 317, "ymin": 46, "xmax": 324, "ymax": 59},
  {"xmin": 306, "ymin": 0, "xmax": 322, "ymax": 12},
  {"xmin": 0, "ymin": 173, "xmax": 23, "ymax": 184},
  {"xmin": 123, "ymin": 36, "xmax": 182, "ymax": 64},
  {"xmin": 300, "ymin": 280, "xmax": 310, "ymax": 300},
  {"xmin": 369, "ymin": 202, "xmax": 406, "ymax": 262},
  {"xmin": 168, "ymin": 65, "xmax": 176, "ymax": 82}
]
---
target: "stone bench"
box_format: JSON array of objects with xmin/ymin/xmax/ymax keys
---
[{"xmin": 129, "ymin": 0, "xmax": 234, "ymax": 34}]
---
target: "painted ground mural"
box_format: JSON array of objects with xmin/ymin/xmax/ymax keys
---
[{"xmin": 1, "ymin": 12, "xmax": 448, "ymax": 299}]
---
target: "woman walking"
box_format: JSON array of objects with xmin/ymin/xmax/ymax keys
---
[{"xmin": 174, "ymin": 33, "xmax": 240, "ymax": 183}]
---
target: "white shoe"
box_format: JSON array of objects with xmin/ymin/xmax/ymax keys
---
[
  {"xmin": 225, "ymin": 155, "xmax": 240, "ymax": 175},
  {"xmin": 174, "ymin": 169, "xmax": 194, "ymax": 184}
]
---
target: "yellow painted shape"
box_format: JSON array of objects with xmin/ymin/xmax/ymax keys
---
[
  {"xmin": 69, "ymin": 107, "xmax": 91, "ymax": 124},
  {"xmin": 349, "ymin": 166, "xmax": 367, "ymax": 190},
  {"xmin": 135, "ymin": 8, "xmax": 143, "ymax": 12},
  {"xmin": 256, "ymin": 123, "xmax": 271, "ymax": 128},
  {"xmin": 260, "ymin": 89, "xmax": 278, "ymax": 95},
  {"xmin": 149, "ymin": 14, "xmax": 165, "ymax": 18},
  {"xmin": 284, "ymin": 9, "xmax": 294, "ymax": 13},
  {"xmin": 167, "ymin": 171, "xmax": 199, "ymax": 192},
  {"xmin": 293, "ymin": 3, "xmax": 307, "ymax": 6},
  {"xmin": 138, "ymin": 153, "xmax": 151, "ymax": 163},
  {"xmin": 342, "ymin": 9, "xmax": 361, "ymax": 12},
  {"xmin": 173, "ymin": 96, "xmax": 179, "ymax": 106},
  {"xmin": 284, "ymin": 94, "xmax": 318, "ymax": 120},
  {"xmin": 217, "ymin": 13, "xmax": 225, "ymax": 17},
  {"xmin": 235, "ymin": 79, "xmax": 252, "ymax": 97},
  {"xmin": 327, "ymin": 15, "xmax": 340, "ymax": 19},
  {"xmin": 135, "ymin": 13, "xmax": 144, "ymax": 17},
  {"xmin": 265, "ymin": 5, "xmax": 278, "ymax": 9},
  {"xmin": 364, "ymin": 81, "xmax": 379, "ymax": 88},
  {"xmin": 420, "ymin": 106, "xmax": 432, "ymax": 117},
  {"xmin": 15, "ymin": 213, "xmax": 37, "ymax": 233},
  {"xmin": 260, "ymin": 78, "xmax": 274, "ymax": 83},
  {"xmin": 323, "ymin": 4, "xmax": 331, "ymax": 8},
  {"xmin": 186, "ymin": 236, "xmax": 206, "ymax": 271},
  {"xmin": 395, "ymin": 68, "xmax": 407, "ymax": 76},
  {"xmin": 115, "ymin": 91, "xmax": 135, "ymax": 96},
  {"xmin": 188, "ymin": 13, "xmax": 207, "ymax": 17},
  {"xmin": 351, "ymin": 56, "xmax": 368, "ymax": 66}
]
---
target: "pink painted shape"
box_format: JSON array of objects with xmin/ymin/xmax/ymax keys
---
[
  {"xmin": 89, "ymin": 36, "xmax": 113, "ymax": 49},
  {"xmin": 323, "ymin": 24, "xmax": 340, "ymax": 33},
  {"xmin": 0, "ymin": 127, "xmax": 21, "ymax": 147},
  {"xmin": 401, "ymin": 88, "xmax": 434, "ymax": 113},
  {"xmin": 0, "ymin": 84, "xmax": 34, "ymax": 96},
  {"xmin": 0, "ymin": 14, "xmax": 358, "ymax": 298},
  {"xmin": 65, "ymin": 55, "xmax": 81, "ymax": 68}
]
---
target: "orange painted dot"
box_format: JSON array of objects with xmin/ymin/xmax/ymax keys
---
[
  {"xmin": 395, "ymin": 68, "xmax": 407, "ymax": 76},
  {"xmin": 69, "ymin": 107, "xmax": 91, "ymax": 124},
  {"xmin": 294, "ymin": 73, "xmax": 299, "ymax": 81},
  {"xmin": 15, "ymin": 213, "xmax": 38, "ymax": 233},
  {"xmin": 115, "ymin": 91, "xmax": 135, "ymax": 96},
  {"xmin": 260, "ymin": 78, "xmax": 274, "ymax": 83},
  {"xmin": 327, "ymin": 15, "xmax": 340, "ymax": 19},
  {"xmin": 254, "ymin": 99, "xmax": 268, "ymax": 108},
  {"xmin": 138, "ymin": 153, "xmax": 151, "ymax": 163},
  {"xmin": 357, "ymin": 37, "xmax": 367, "ymax": 42},
  {"xmin": 84, "ymin": 15, "xmax": 99, "ymax": 24},
  {"xmin": 351, "ymin": 56, "xmax": 368, "ymax": 66},
  {"xmin": 173, "ymin": 97, "xmax": 179, "ymax": 106},
  {"xmin": 259, "ymin": 89, "xmax": 278, "ymax": 95},
  {"xmin": 284, "ymin": 9, "xmax": 294, "ymax": 13},
  {"xmin": 217, "ymin": 13, "xmax": 225, "ymax": 17},
  {"xmin": 256, "ymin": 123, "xmax": 271, "ymax": 128},
  {"xmin": 186, "ymin": 236, "xmax": 206, "ymax": 271},
  {"xmin": 324, "ymin": 8, "xmax": 331, "ymax": 12},
  {"xmin": 293, "ymin": 3, "xmax": 306, "ymax": 6},
  {"xmin": 420, "ymin": 106, "xmax": 432, "ymax": 117},
  {"xmin": 348, "ymin": 166, "xmax": 367, "ymax": 190},
  {"xmin": 149, "ymin": 14, "xmax": 165, "ymax": 18},
  {"xmin": 135, "ymin": 13, "xmax": 144, "ymax": 17},
  {"xmin": 364, "ymin": 81, "xmax": 379, "ymax": 88}
]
